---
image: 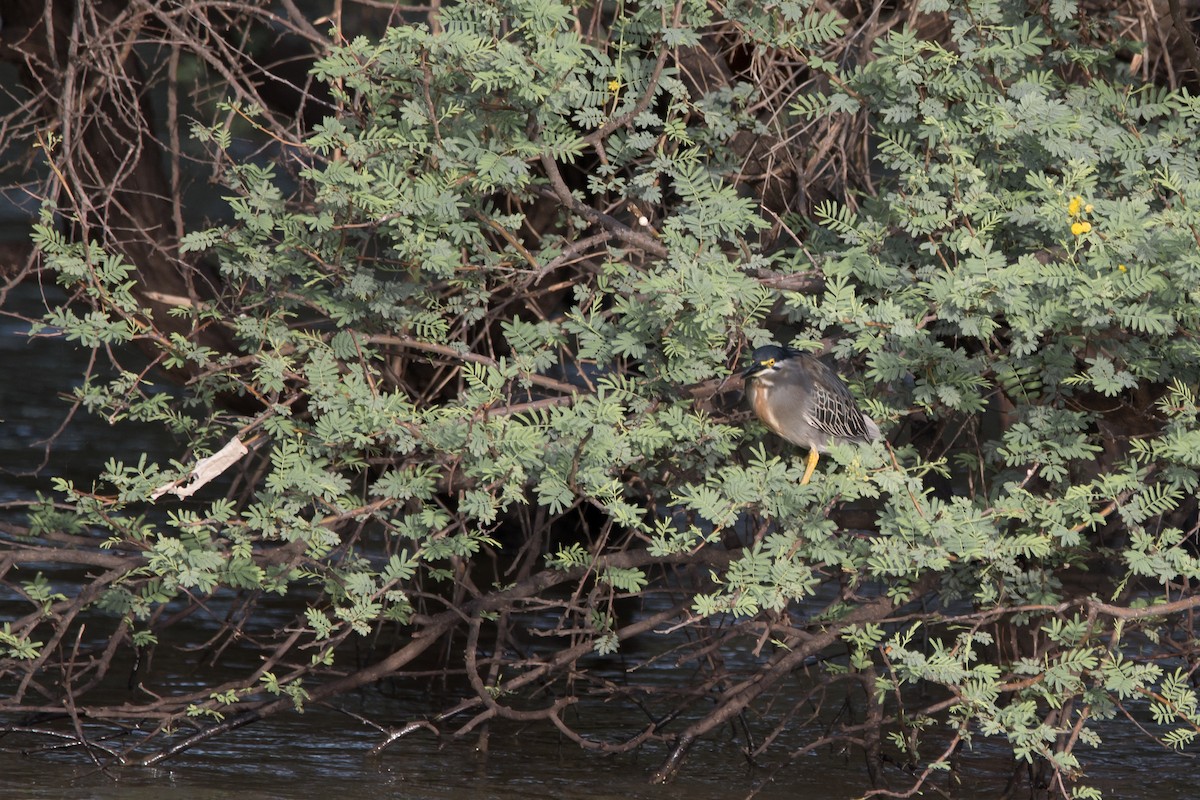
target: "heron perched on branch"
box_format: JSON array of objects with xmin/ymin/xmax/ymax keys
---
[{"xmin": 742, "ymin": 345, "xmax": 880, "ymax": 485}]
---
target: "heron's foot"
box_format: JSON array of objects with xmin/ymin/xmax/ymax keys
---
[{"xmin": 800, "ymin": 448, "xmax": 819, "ymax": 485}]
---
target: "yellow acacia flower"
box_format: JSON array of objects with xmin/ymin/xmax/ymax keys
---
[
  {"xmin": 1071, "ymin": 221, "xmax": 1092, "ymax": 236},
  {"xmin": 1084, "ymin": 203, "xmax": 1094, "ymax": 214},
  {"xmin": 1068, "ymin": 196, "xmax": 1082, "ymax": 216},
  {"xmin": 608, "ymin": 79, "xmax": 621, "ymax": 93},
  {"xmin": 1118, "ymin": 264, "xmax": 1127, "ymax": 272}
]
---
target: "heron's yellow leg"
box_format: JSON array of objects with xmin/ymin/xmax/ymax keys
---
[{"xmin": 800, "ymin": 448, "xmax": 820, "ymax": 485}]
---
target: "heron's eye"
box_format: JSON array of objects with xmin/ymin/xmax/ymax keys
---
[{"xmin": 764, "ymin": 359, "xmax": 775, "ymax": 368}]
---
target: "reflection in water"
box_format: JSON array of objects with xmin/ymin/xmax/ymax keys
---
[
  {"xmin": 3, "ymin": 694, "xmax": 1194, "ymax": 800},
  {"xmin": 0, "ymin": 692, "xmax": 861, "ymax": 800}
]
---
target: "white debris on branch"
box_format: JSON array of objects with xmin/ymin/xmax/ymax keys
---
[{"xmin": 150, "ymin": 437, "xmax": 249, "ymax": 501}]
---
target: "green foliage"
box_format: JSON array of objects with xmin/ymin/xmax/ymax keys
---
[
  {"xmin": 14, "ymin": 0, "xmax": 1200, "ymax": 793},
  {"xmin": 0, "ymin": 624, "xmax": 42, "ymax": 660}
]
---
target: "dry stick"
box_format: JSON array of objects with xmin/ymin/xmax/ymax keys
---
[
  {"xmin": 747, "ymin": 671, "xmax": 846, "ymax": 759},
  {"xmin": 649, "ymin": 580, "xmax": 924, "ymax": 784},
  {"xmin": 0, "ymin": 547, "xmax": 142, "ymax": 572},
  {"xmin": 146, "ymin": 6, "xmax": 297, "ymax": 143},
  {"xmin": 9, "ymin": 565, "xmax": 132, "ymax": 704},
  {"xmin": 463, "ymin": 615, "xmax": 577, "ymax": 723},
  {"xmin": 537, "ymin": 154, "xmax": 669, "ymax": 258},
  {"xmin": 538, "ymin": 232, "xmax": 611, "ymax": 277},
  {"xmin": 70, "ymin": 618, "xmax": 132, "ymax": 699},
  {"xmin": 1167, "ymin": 0, "xmax": 1200, "ymax": 79},
  {"xmin": 859, "ymin": 731, "xmax": 964, "ymax": 800},
  {"xmin": 1083, "ymin": 593, "xmax": 1200, "ymax": 621},
  {"xmin": 451, "ymin": 601, "xmax": 689, "ymax": 746},
  {"xmin": 366, "ymin": 334, "xmax": 584, "ymax": 396}
]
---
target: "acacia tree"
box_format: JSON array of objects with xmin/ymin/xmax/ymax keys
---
[{"xmin": 3, "ymin": 1, "xmax": 1200, "ymax": 797}]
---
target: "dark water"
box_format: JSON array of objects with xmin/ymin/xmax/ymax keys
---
[
  {"xmin": 0, "ymin": 282, "xmax": 176, "ymax": 498},
  {"xmin": 5, "ymin": 685, "xmax": 1197, "ymax": 799},
  {"xmin": 1, "ymin": 705, "xmax": 858, "ymax": 800},
  {"xmin": 2, "ymin": 281, "xmax": 1198, "ymax": 799}
]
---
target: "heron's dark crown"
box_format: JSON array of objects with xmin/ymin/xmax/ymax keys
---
[{"xmin": 743, "ymin": 345, "xmax": 801, "ymax": 379}]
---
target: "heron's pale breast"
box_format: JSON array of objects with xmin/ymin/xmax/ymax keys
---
[{"xmin": 747, "ymin": 380, "xmax": 786, "ymax": 438}]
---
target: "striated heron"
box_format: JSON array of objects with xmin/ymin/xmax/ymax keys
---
[{"xmin": 742, "ymin": 345, "xmax": 880, "ymax": 484}]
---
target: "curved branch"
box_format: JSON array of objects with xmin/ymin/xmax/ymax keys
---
[
  {"xmin": 651, "ymin": 578, "xmax": 933, "ymax": 783},
  {"xmin": 1085, "ymin": 594, "xmax": 1200, "ymax": 621},
  {"xmin": 536, "ymin": 157, "xmax": 669, "ymax": 259}
]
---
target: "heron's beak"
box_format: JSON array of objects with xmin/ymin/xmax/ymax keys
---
[{"xmin": 742, "ymin": 358, "xmax": 775, "ymax": 379}]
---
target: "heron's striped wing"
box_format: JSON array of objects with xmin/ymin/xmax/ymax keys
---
[{"xmin": 801, "ymin": 359, "xmax": 875, "ymax": 444}]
